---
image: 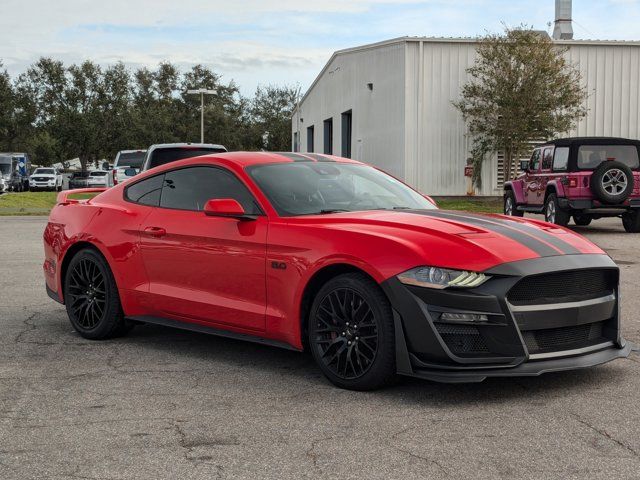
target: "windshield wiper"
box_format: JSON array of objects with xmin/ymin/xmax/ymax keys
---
[
  {"xmin": 317, "ymin": 209, "xmax": 350, "ymax": 214},
  {"xmin": 392, "ymin": 206, "xmax": 412, "ymax": 210}
]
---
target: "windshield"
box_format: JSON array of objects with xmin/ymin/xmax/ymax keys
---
[
  {"xmin": 577, "ymin": 145, "xmax": 640, "ymax": 170},
  {"xmin": 34, "ymin": 168, "xmax": 55, "ymax": 175},
  {"xmin": 248, "ymin": 162, "xmax": 436, "ymax": 216},
  {"xmin": 0, "ymin": 163, "xmax": 10, "ymax": 175},
  {"xmin": 116, "ymin": 151, "xmax": 145, "ymax": 168},
  {"xmin": 148, "ymin": 147, "xmax": 226, "ymax": 169}
]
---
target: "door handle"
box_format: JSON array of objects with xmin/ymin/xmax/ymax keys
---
[{"xmin": 143, "ymin": 226, "xmax": 167, "ymax": 238}]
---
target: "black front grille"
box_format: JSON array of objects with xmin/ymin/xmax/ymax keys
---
[
  {"xmin": 522, "ymin": 321, "xmax": 607, "ymax": 354},
  {"xmin": 507, "ymin": 269, "xmax": 615, "ymax": 306},
  {"xmin": 435, "ymin": 324, "xmax": 490, "ymax": 356}
]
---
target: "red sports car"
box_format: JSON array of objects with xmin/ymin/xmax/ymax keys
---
[{"xmin": 43, "ymin": 152, "xmax": 632, "ymax": 390}]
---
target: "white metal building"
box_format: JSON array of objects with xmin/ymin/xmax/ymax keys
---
[{"xmin": 291, "ymin": 36, "xmax": 640, "ymax": 196}]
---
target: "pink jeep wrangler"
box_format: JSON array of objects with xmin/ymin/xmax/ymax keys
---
[{"xmin": 504, "ymin": 137, "xmax": 640, "ymax": 232}]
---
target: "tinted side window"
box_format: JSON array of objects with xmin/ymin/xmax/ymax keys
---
[
  {"xmin": 125, "ymin": 174, "xmax": 164, "ymax": 206},
  {"xmin": 541, "ymin": 147, "xmax": 554, "ymax": 170},
  {"xmin": 160, "ymin": 167, "xmax": 260, "ymax": 214},
  {"xmin": 553, "ymin": 147, "xmax": 570, "ymax": 171}
]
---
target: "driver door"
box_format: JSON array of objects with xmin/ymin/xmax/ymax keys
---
[{"xmin": 139, "ymin": 165, "xmax": 268, "ymax": 332}]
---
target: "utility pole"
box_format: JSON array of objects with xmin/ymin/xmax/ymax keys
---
[{"xmin": 186, "ymin": 88, "xmax": 217, "ymax": 143}]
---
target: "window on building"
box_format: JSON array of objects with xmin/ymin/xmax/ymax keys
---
[
  {"xmin": 341, "ymin": 110, "xmax": 352, "ymax": 158},
  {"xmin": 323, "ymin": 118, "xmax": 333, "ymax": 155},
  {"xmin": 293, "ymin": 132, "xmax": 299, "ymax": 152},
  {"xmin": 307, "ymin": 126, "xmax": 314, "ymax": 152}
]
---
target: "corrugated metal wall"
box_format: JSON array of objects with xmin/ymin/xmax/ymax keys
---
[
  {"xmin": 291, "ymin": 42, "xmax": 407, "ymax": 179},
  {"xmin": 563, "ymin": 42, "xmax": 640, "ymax": 138},
  {"xmin": 294, "ymin": 38, "xmax": 640, "ymax": 196}
]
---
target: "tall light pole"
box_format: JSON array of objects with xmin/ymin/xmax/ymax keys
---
[{"xmin": 186, "ymin": 88, "xmax": 217, "ymax": 143}]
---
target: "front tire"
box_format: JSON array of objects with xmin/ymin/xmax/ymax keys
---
[
  {"xmin": 64, "ymin": 248, "xmax": 133, "ymax": 339},
  {"xmin": 308, "ymin": 273, "xmax": 396, "ymax": 391},
  {"xmin": 544, "ymin": 193, "xmax": 570, "ymax": 226},
  {"xmin": 622, "ymin": 210, "xmax": 640, "ymax": 233},
  {"xmin": 504, "ymin": 190, "xmax": 524, "ymax": 217}
]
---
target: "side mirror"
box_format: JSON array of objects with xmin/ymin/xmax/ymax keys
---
[
  {"xmin": 124, "ymin": 168, "xmax": 138, "ymax": 177},
  {"xmin": 519, "ymin": 160, "xmax": 529, "ymax": 172},
  {"xmin": 204, "ymin": 198, "xmax": 255, "ymax": 220}
]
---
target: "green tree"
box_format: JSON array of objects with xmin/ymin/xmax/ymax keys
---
[
  {"xmin": 250, "ymin": 85, "xmax": 300, "ymax": 151},
  {"xmin": 454, "ymin": 26, "xmax": 588, "ymax": 187}
]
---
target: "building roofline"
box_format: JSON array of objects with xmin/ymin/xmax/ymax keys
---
[{"xmin": 293, "ymin": 36, "xmax": 640, "ymax": 114}]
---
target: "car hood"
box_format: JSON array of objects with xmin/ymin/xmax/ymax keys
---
[
  {"xmin": 31, "ymin": 174, "xmax": 56, "ymax": 178},
  {"xmin": 293, "ymin": 209, "xmax": 605, "ymax": 272}
]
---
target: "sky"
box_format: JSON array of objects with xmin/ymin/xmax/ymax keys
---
[{"xmin": 1, "ymin": 0, "xmax": 639, "ymax": 95}]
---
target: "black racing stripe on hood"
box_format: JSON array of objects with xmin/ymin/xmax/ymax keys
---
[
  {"xmin": 430, "ymin": 210, "xmax": 581, "ymax": 255},
  {"xmin": 401, "ymin": 210, "xmax": 563, "ymax": 258}
]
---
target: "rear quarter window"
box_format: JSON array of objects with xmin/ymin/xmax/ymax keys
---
[
  {"xmin": 125, "ymin": 174, "xmax": 164, "ymax": 207},
  {"xmin": 577, "ymin": 145, "xmax": 639, "ymax": 170}
]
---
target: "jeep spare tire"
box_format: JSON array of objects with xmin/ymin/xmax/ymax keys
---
[{"xmin": 590, "ymin": 161, "xmax": 634, "ymax": 204}]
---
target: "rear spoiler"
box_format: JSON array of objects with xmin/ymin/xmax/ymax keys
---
[{"xmin": 56, "ymin": 188, "xmax": 108, "ymax": 205}]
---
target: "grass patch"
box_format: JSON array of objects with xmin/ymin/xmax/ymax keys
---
[
  {"xmin": 0, "ymin": 191, "xmax": 98, "ymax": 216},
  {"xmin": 433, "ymin": 196, "xmax": 502, "ymax": 214}
]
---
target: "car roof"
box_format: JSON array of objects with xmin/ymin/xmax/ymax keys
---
[
  {"xmin": 117, "ymin": 149, "xmax": 147, "ymax": 153},
  {"xmin": 538, "ymin": 137, "xmax": 640, "ymax": 147}
]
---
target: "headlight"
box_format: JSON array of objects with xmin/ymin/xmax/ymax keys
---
[{"xmin": 397, "ymin": 266, "xmax": 490, "ymax": 289}]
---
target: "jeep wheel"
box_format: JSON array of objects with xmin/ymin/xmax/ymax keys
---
[
  {"xmin": 545, "ymin": 194, "xmax": 570, "ymax": 226},
  {"xmin": 622, "ymin": 210, "xmax": 640, "ymax": 233},
  {"xmin": 573, "ymin": 215, "xmax": 592, "ymax": 226},
  {"xmin": 591, "ymin": 161, "xmax": 634, "ymax": 204},
  {"xmin": 504, "ymin": 191, "xmax": 523, "ymax": 217}
]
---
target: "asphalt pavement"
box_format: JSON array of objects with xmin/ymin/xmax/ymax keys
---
[{"xmin": 0, "ymin": 215, "xmax": 638, "ymax": 480}]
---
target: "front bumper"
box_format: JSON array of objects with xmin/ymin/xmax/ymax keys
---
[{"xmin": 383, "ymin": 254, "xmax": 632, "ymax": 383}]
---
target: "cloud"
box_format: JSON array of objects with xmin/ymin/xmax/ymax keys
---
[{"xmin": 1, "ymin": 0, "xmax": 639, "ymax": 95}]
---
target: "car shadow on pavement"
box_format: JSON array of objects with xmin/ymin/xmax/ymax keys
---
[{"xmin": 100, "ymin": 321, "xmax": 633, "ymax": 406}]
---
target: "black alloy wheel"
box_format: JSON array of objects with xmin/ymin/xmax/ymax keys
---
[
  {"xmin": 67, "ymin": 257, "xmax": 107, "ymax": 329},
  {"xmin": 309, "ymin": 273, "xmax": 395, "ymax": 390},
  {"xmin": 64, "ymin": 248, "xmax": 132, "ymax": 339}
]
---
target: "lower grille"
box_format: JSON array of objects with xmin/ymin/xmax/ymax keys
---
[
  {"xmin": 435, "ymin": 324, "xmax": 489, "ymax": 356},
  {"xmin": 522, "ymin": 322, "xmax": 607, "ymax": 355}
]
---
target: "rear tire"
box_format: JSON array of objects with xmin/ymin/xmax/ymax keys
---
[
  {"xmin": 573, "ymin": 215, "xmax": 592, "ymax": 226},
  {"xmin": 544, "ymin": 193, "xmax": 570, "ymax": 227},
  {"xmin": 622, "ymin": 210, "xmax": 640, "ymax": 233},
  {"xmin": 308, "ymin": 273, "xmax": 396, "ymax": 391},
  {"xmin": 504, "ymin": 190, "xmax": 524, "ymax": 217},
  {"xmin": 64, "ymin": 248, "xmax": 133, "ymax": 339}
]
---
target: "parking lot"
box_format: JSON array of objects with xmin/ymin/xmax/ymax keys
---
[{"xmin": 0, "ymin": 215, "xmax": 638, "ymax": 480}]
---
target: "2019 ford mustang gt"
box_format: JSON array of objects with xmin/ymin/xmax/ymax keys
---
[{"xmin": 43, "ymin": 151, "xmax": 632, "ymax": 390}]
